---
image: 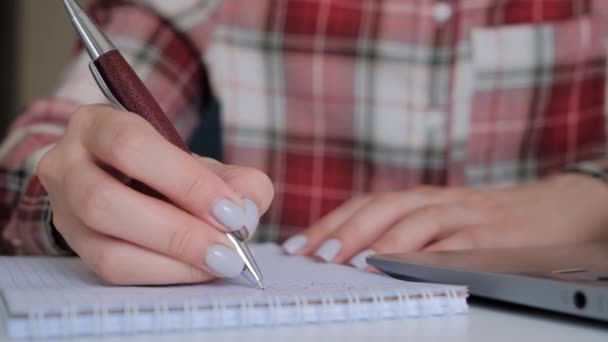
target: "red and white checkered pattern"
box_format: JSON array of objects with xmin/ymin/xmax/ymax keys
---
[{"xmin": 1, "ymin": 0, "xmax": 608, "ymax": 254}]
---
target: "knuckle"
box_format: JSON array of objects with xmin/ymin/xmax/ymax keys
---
[
  {"xmin": 223, "ymin": 166, "xmax": 275, "ymax": 208},
  {"xmin": 224, "ymin": 166, "xmax": 266, "ymax": 184},
  {"xmin": 371, "ymin": 236, "xmax": 396, "ymax": 253},
  {"xmin": 69, "ymin": 104, "xmax": 113, "ymax": 131},
  {"xmin": 37, "ymin": 148, "xmax": 58, "ymax": 186},
  {"xmin": 187, "ymin": 265, "xmax": 209, "ymax": 284},
  {"xmin": 94, "ymin": 248, "xmax": 126, "ymax": 285},
  {"xmin": 419, "ymin": 205, "xmax": 445, "ymax": 218},
  {"xmin": 243, "ymin": 168, "xmax": 275, "ymax": 204},
  {"xmin": 78, "ymin": 183, "xmax": 110, "ymax": 226},
  {"xmin": 166, "ymin": 225, "xmax": 198, "ymax": 261},
  {"xmin": 381, "ymin": 191, "xmax": 409, "ymax": 203},
  {"xmin": 69, "ymin": 106, "xmax": 95, "ymax": 128},
  {"xmin": 252, "ymin": 170, "xmax": 275, "ymax": 199},
  {"xmin": 107, "ymin": 123, "xmax": 148, "ymax": 166},
  {"xmin": 188, "ymin": 265, "xmax": 199, "ymax": 284},
  {"xmin": 342, "ymin": 219, "xmax": 365, "ymax": 235},
  {"xmin": 461, "ymin": 229, "xmax": 484, "ymax": 249},
  {"xmin": 182, "ymin": 173, "xmax": 206, "ymax": 202},
  {"xmin": 466, "ymin": 191, "xmax": 498, "ymax": 209}
]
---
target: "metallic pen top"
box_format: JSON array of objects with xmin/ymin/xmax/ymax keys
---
[{"xmin": 63, "ymin": 0, "xmax": 116, "ymax": 60}]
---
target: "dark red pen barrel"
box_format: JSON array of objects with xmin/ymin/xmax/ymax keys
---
[
  {"xmin": 94, "ymin": 50, "xmax": 190, "ymax": 198},
  {"xmin": 94, "ymin": 50, "xmax": 191, "ymax": 153}
]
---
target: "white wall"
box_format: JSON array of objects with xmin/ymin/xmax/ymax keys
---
[{"xmin": 16, "ymin": 0, "xmax": 92, "ymax": 108}]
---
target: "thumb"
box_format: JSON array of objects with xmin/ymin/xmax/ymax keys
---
[{"xmin": 195, "ymin": 156, "xmax": 274, "ymax": 215}]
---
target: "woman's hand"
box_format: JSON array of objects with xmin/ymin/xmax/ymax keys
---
[
  {"xmin": 283, "ymin": 174, "xmax": 608, "ymax": 270},
  {"xmin": 37, "ymin": 104, "xmax": 274, "ymax": 285}
]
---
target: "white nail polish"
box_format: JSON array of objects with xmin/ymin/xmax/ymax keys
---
[
  {"xmin": 314, "ymin": 239, "xmax": 342, "ymax": 262},
  {"xmin": 212, "ymin": 199, "xmax": 245, "ymax": 232},
  {"xmin": 205, "ymin": 245, "xmax": 245, "ymax": 278},
  {"xmin": 282, "ymin": 235, "xmax": 308, "ymax": 255},
  {"xmin": 349, "ymin": 249, "xmax": 376, "ymax": 270},
  {"xmin": 243, "ymin": 198, "xmax": 260, "ymax": 238}
]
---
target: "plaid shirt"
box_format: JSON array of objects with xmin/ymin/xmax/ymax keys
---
[{"xmin": 2, "ymin": 0, "xmax": 608, "ymax": 255}]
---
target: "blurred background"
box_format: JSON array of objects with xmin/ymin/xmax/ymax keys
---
[{"xmin": 0, "ymin": 0, "xmax": 91, "ymax": 135}]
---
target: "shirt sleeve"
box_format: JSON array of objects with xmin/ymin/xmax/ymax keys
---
[
  {"xmin": 563, "ymin": 160, "xmax": 608, "ymax": 185},
  {"xmin": 0, "ymin": 0, "xmax": 217, "ymax": 255}
]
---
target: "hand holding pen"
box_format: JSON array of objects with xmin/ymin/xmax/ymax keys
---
[{"xmin": 35, "ymin": 0, "xmax": 273, "ymax": 287}]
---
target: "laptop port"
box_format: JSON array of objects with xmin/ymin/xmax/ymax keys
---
[{"xmin": 573, "ymin": 291, "xmax": 586, "ymax": 309}]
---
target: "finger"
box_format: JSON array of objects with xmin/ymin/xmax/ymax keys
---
[
  {"xmin": 50, "ymin": 208, "xmax": 217, "ymax": 285},
  {"xmin": 348, "ymin": 205, "xmax": 489, "ymax": 269},
  {"xmin": 196, "ymin": 156, "xmax": 274, "ymax": 222},
  {"xmin": 70, "ymin": 225, "xmax": 217, "ymax": 285},
  {"xmin": 79, "ymin": 106, "xmax": 252, "ymax": 234},
  {"xmin": 423, "ymin": 233, "xmax": 476, "ymax": 252},
  {"xmin": 306, "ymin": 189, "xmax": 461, "ymax": 262},
  {"xmin": 423, "ymin": 225, "xmax": 510, "ymax": 252},
  {"xmin": 63, "ymin": 159, "xmax": 245, "ymax": 278},
  {"xmin": 281, "ymin": 195, "xmax": 372, "ymax": 255}
]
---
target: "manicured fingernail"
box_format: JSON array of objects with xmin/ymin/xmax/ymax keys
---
[
  {"xmin": 314, "ymin": 239, "xmax": 342, "ymax": 262},
  {"xmin": 282, "ymin": 235, "xmax": 308, "ymax": 255},
  {"xmin": 349, "ymin": 249, "xmax": 376, "ymax": 270},
  {"xmin": 212, "ymin": 199, "xmax": 245, "ymax": 232},
  {"xmin": 243, "ymin": 198, "xmax": 260, "ymax": 238},
  {"xmin": 205, "ymin": 245, "xmax": 245, "ymax": 278}
]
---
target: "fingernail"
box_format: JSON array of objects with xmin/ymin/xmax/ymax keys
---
[
  {"xmin": 349, "ymin": 249, "xmax": 376, "ymax": 270},
  {"xmin": 205, "ymin": 245, "xmax": 245, "ymax": 278},
  {"xmin": 282, "ymin": 235, "xmax": 308, "ymax": 255},
  {"xmin": 314, "ymin": 239, "xmax": 342, "ymax": 262},
  {"xmin": 243, "ymin": 198, "xmax": 260, "ymax": 238},
  {"xmin": 212, "ymin": 199, "xmax": 245, "ymax": 232}
]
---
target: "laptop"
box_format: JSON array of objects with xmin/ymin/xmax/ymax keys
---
[{"xmin": 367, "ymin": 243, "xmax": 608, "ymax": 322}]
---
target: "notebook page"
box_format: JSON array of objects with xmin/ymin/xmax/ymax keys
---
[{"xmin": 0, "ymin": 244, "xmax": 466, "ymax": 316}]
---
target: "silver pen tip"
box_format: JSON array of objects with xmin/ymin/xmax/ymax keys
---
[{"xmin": 226, "ymin": 233, "xmax": 265, "ymax": 289}]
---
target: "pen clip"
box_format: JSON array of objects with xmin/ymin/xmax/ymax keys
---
[{"xmin": 89, "ymin": 61, "xmax": 126, "ymax": 111}]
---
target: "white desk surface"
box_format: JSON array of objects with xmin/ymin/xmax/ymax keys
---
[{"xmin": 4, "ymin": 300, "xmax": 606, "ymax": 342}]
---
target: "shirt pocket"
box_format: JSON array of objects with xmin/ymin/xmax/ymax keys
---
[{"xmin": 459, "ymin": 15, "xmax": 608, "ymax": 186}]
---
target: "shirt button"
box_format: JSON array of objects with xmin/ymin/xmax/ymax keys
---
[{"xmin": 433, "ymin": 2, "xmax": 453, "ymax": 23}]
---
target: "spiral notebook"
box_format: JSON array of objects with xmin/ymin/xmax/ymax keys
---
[{"xmin": 0, "ymin": 244, "xmax": 468, "ymax": 339}]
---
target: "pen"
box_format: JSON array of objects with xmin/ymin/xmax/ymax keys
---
[{"xmin": 62, "ymin": 0, "xmax": 264, "ymax": 289}]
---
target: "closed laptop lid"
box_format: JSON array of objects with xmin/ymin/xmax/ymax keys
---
[{"xmin": 367, "ymin": 244, "xmax": 608, "ymax": 322}]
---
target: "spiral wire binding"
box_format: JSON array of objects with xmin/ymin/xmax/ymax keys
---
[
  {"xmin": 373, "ymin": 290, "xmax": 385, "ymax": 320},
  {"xmin": 268, "ymin": 296, "xmax": 281, "ymax": 326},
  {"xmin": 183, "ymin": 299, "xmax": 196, "ymax": 332},
  {"xmin": 345, "ymin": 291, "xmax": 356, "ymax": 322},
  {"xmin": 320, "ymin": 292, "xmax": 331, "ymax": 323},
  {"xmin": 220, "ymin": 297, "xmax": 229, "ymax": 329},
  {"xmin": 298, "ymin": 293, "xmax": 309, "ymax": 324},
  {"xmin": 124, "ymin": 301, "xmax": 137, "ymax": 335},
  {"xmin": 424, "ymin": 288, "xmax": 442, "ymax": 316},
  {"xmin": 393, "ymin": 290, "xmax": 403, "ymax": 319},
  {"xmin": 27, "ymin": 307, "xmax": 42, "ymax": 339},
  {"xmin": 289, "ymin": 294, "xmax": 301, "ymax": 325},
  {"xmin": 240, "ymin": 296, "xmax": 250, "ymax": 328},
  {"xmin": 20, "ymin": 287, "xmax": 465, "ymax": 338},
  {"xmin": 59, "ymin": 303, "xmax": 76, "ymax": 338},
  {"xmin": 98, "ymin": 302, "xmax": 109, "ymax": 337}
]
